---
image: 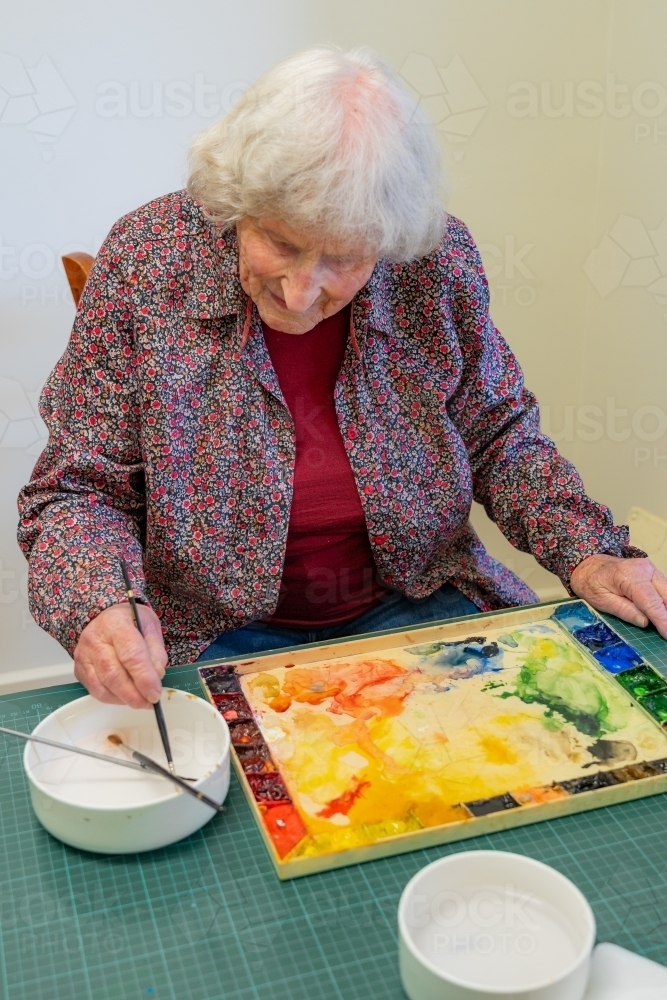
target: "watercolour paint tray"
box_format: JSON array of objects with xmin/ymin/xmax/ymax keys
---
[{"xmin": 198, "ymin": 600, "xmax": 667, "ymax": 879}]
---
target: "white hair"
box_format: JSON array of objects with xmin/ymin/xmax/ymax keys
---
[{"xmin": 187, "ymin": 46, "xmax": 446, "ymax": 261}]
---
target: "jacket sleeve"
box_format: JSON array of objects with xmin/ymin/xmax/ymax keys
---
[
  {"xmin": 444, "ymin": 219, "xmax": 642, "ymax": 586},
  {"xmin": 17, "ymin": 229, "xmax": 149, "ymax": 656}
]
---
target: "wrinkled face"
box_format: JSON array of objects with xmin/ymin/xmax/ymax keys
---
[{"xmin": 236, "ymin": 216, "xmax": 378, "ymax": 335}]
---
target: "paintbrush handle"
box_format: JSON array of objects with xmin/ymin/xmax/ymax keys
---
[
  {"xmin": 0, "ymin": 725, "xmax": 148, "ymax": 774},
  {"xmin": 119, "ymin": 558, "xmax": 144, "ymax": 634},
  {"xmin": 152, "ymin": 701, "xmax": 174, "ymax": 772},
  {"xmin": 119, "ymin": 558, "xmax": 175, "ymax": 774},
  {"xmin": 129, "ymin": 747, "xmax": 224, "ymax": 813}
]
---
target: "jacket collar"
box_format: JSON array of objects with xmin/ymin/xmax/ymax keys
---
[
  {"xmin": 182, "ymin": 219, "xmax": 244, "ymax": 319},
  {"xmin": 183, "ymin": 202, "xmax": 394, "ymax": 338}
]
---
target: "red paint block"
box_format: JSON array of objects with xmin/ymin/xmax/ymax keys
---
[{"xmin": 262, "ymin": 803, "xmax": 308, "ymax": 859}]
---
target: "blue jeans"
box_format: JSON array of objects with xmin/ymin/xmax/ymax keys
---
[{"xmin": 196, "ymin": 584, "xmax": 479, "ymax": 661}]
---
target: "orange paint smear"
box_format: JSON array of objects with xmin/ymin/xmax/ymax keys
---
[
  {"xmin": 317, "ymin": 777, "xmax": 371, "ymax": 818},
  {"xmin": 262, "ymin": 803, "xmax": 308, "ymax": 858},
  {"xmin": 330, "ymin": 718, "xmax": 397, "ymax": 767},
  {"xmin": 281, "ymin": 659, "xmax": 417, "ymax": 720},
  {"xmin": 282, "ymin": 668, "xmax": 344, "ymax": 706},
  {"xmin": 514, "ymin": 785, "xmax": 569, "ymax": 806},
  {"xmin": 268, "ymin": 694, "xmax": 292, "ymax": 713}
]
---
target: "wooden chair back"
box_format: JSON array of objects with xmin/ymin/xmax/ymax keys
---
[{"xmin": 62, "ymin": 252, "xmax": 95, "ymax": 306}]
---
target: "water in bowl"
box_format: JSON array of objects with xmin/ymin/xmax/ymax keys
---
[{"xmin": 409, "ymin": 882, "xmax": 579, "ymax": 991}]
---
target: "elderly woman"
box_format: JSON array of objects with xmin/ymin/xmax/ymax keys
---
[{"xmin": 18, "ymin": 47, "xmax": 667, "ymax": 709}]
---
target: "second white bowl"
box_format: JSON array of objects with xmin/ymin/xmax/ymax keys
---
[{"xmin": 398, "ymin": 850, "xmax": 595, "ymax": 1000}]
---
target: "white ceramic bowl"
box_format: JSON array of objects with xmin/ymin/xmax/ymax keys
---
[
  {"xmin": 398, "ymin": 851, "xmax": 595, "ymax": 1000},
  {"xmin": 23, "ymin": 689, "xmax": 230, "ymax": 854}
]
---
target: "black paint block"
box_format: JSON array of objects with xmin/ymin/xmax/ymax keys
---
[
  {"xmin": 560, "ymin": 771, "xmax": 620, "ymax": 794},
  {"xmin": 464, "ymin": 792, "xmax": 520, "ymax": 817},
  {"xmin": 199, "ymin": 666, "xmax": 242, "ymax": 694}
]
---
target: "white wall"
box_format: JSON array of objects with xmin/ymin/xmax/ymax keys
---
[
  {"xmin": 0, "ymin": 0, "xmax": 323, "ymax": 686},
  {"xmin": 1, "ymin": 0, "xmax": 666, "ymax": 687},
  {"xmin": 322, "ymin": 0, "xmax": 667, "ymax": 599}
]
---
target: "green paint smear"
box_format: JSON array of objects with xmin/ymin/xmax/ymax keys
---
[
  {"xmin": 498, "ymin": 633, "xmax": 519, "ymax": 648},
  {"xmin": 503, "ymin": 635, "xmax": 631, "ymax": 738}
]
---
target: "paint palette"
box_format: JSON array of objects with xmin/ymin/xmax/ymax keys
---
[{"xmin": 198, "ymin": 602, "xmax": 667, "ymax": 879}]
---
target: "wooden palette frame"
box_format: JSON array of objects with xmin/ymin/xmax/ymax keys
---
[{"xmin": 198, "ymin": 601, "xmax": 667, "ymax": 879}]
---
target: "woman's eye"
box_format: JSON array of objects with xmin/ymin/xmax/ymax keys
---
[{"xmin": 271, "ymin": 237, "xmax": 296, "ymax": 254}]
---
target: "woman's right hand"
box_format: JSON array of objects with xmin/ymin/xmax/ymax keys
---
[{"xmin": 73, "ymin": 603, "xmax": 168, "ymax": 709}]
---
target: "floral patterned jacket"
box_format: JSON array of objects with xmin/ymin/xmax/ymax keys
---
[{"xmin": 17, "ymin": 192, "xmax": 636, "ymax": 664}]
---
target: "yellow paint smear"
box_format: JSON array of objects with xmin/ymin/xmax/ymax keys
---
[{"xmin": 240, "ymin": 621, "xmax": 667, "ymax": 858}]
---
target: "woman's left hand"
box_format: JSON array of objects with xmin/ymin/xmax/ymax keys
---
[{"xmin": 570, "ymin": 554, "xmax": 667, "ymax": 638}]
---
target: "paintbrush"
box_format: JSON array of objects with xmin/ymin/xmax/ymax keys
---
[
  {"xmin": 0, "ymin": 723, "xmax": 162, "ymax": 775},
  {"xmin": 118, "ymin": 558, "xmax": 176, "ymax": 775},
  {"xmin": 107, "ymin": 735, "xmax": 225, "ymax": 813}
]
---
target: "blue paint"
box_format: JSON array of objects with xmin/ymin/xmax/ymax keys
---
[
  {"xmin": 570, "ymin": 620, "xmax": 643, "ymax": 673},
  {"xmin": 593, "ymin": 643, "xmax": 644, "ymax": 674},
  {"xmin": 406, "ymin": 636, "xmax": 504, "ymax": 679},
  {"xmin": 572, "ymin": 620, "xmax": 620, "ymax": 651},
  {"xmin": 552, "ymin": 601, "xmax": 597, "ymax": 631}
]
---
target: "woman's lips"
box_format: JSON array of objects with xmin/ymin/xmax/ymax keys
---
[{"xmin": 269, "ymin": 290, "xmax": 287, "ymax": 308}]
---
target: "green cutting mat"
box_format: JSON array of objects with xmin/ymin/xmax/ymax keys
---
[{"xmin": 1, "ymin": 611, "xmax": 667, "ymax": 1000}]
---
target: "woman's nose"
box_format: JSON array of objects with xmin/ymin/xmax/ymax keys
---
[{"xmin": 281, "ymin": 267, "xmax": 321, "ymax": 313}]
